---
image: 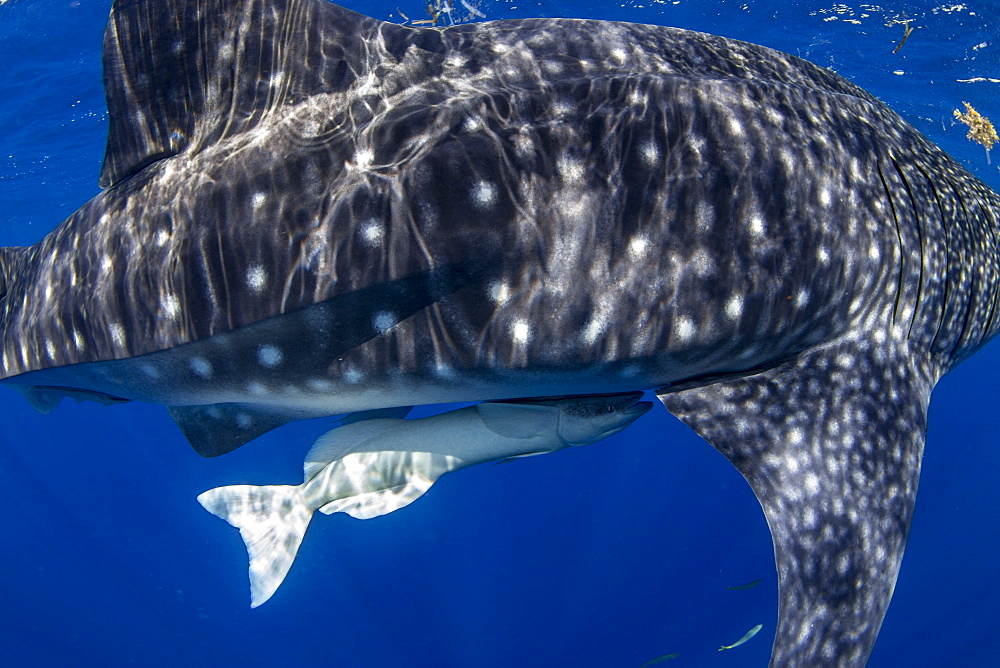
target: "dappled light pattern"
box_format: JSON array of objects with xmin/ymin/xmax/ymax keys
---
[{"xmin": 1, "ymin": 0, "xmax": 1000, "ymax": 664}]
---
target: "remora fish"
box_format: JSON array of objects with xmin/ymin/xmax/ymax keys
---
[
  {"xmin": 198, "ymin": 392, "xmax": 652, "ymax": 607},
  {"xmin": 719, "ymin": 624, "xmax": 764, "ymax": 652},
  {"xmin": 0, "ymin": 0, "xmax": 998, "ymax": 664}
]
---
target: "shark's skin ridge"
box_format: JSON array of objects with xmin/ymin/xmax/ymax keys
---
[{"xmin": 1, "ymin": 1, "xmax": 999, "ymax": 665}]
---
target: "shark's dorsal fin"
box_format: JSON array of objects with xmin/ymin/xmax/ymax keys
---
[
  {"xmin": 657, "ymin": 337, "xmax": 935, "ymax": 666},
  {"xmin": 100, "ymin": 0, "xmax": 408, "ymax": 187}
]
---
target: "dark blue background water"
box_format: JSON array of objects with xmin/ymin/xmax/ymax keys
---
[{"xmin": 1, "ymin": 0, "xmax": 998, "ymax": 665}]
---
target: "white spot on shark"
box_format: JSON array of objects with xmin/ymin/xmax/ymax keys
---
[
  {"xmin": 582, "ymin": 316, "xmax": 605, "ymax": 344},
  {"xmin": 361, "ymin": 220, "xmax": 383, "ymax": 247},
  {"xmin": 489, "ymin": 281, "xmax": 511, "ymax": 303},
  {"xmin": 557, "ymin": 155, "xmax": 585, "ymax": 182},
  {"xmin": 640, "ymin": 141, "xmax": 660, "ymax": 166},
  {"xmin": 512, "ymin": 320, "xmax": 531, "ymax": 343},
  {"xmin": 674, "ymin": 317, "xmax": 695, "ymax": 342},
  {"xmin": 628, "ymin": 236, "xmax": 649, "ymax": 258},
  {"xmin": 472, "ymin": 181, "xmax": 496, "ymax": 208},
  {"xmin": 352, "ymin": 148, "xmax": 374, "ymax": 170},
  {"xmin": 725, "ymin": 294, "xmax": 744, "ymax": 320},
  {"xmin": 246, "ymin": 266, "xmax": 267, "ymax": 292},
  {"xmin": 161, "ymin": 294, "xmax": 180, "ymax": 319},
  {"xmin": 373, "ymin": 312, "xmax": 396, "ymax": 333},
  {"xmin": 306, "ymin": 378, "xmax": 334, "ymax": 392},
  {"xmin": 258, "ymin": 345, "xmax": 282, "ymax": 367},
  {"xmin": 190, "ymin": 357, "xmax": 212, "ymax": 379},
  {"xmin": 252, "ymin": 192, "xmax": 266, "ymax": 209},
  {"xmin": 108, "ymin": 323, "xmax": 126, "ymax": 347}
]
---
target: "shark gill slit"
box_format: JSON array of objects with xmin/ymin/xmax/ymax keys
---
[
  {"xmin": 943, "ymin": 176, "xmax": 982, "ymax": 360},
  {"xmin": 976, "ymin": 200, "xmax": 1000, "ymax": 342},
  {"xmin": 876, "ymin": 163, "xmax": 906, "ymax": 327},
  {"xmin": 889, "ymin": 156, "xmax": 925, "ymax": 340},
  {"xmin": 914, "ymin": 161, "xmax": 952, "ymax": 352},
  {"xmin": 960, "ymin": 194, "xmax": 1000, "ymax": 355}
]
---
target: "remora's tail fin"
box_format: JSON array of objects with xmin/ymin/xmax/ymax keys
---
[{"xmin": 197, "ymin": 484, "xmax": 312, "ymax": 608}]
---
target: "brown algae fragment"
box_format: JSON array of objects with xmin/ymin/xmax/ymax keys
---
[{"xmin": 954, "ymin": 102, "xmax": 998, "ymax": 159}]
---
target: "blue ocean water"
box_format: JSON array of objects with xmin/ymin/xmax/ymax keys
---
[{"xmin": 0, "ymin": 0, "xmax": 998, "ymax": 665}]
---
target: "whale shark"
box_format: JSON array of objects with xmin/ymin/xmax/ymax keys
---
[
  {"xmin": 198, "ymin": 391, "xmax": 652, "ymax": 607},
  {"xmin": 0, "ymin": 0, "xmax": 998, "ymax": 664}
]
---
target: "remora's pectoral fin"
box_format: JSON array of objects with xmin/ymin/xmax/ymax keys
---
[
  {"xmin": 318, "ymin": 452, "xmax": 463, "ymax": 519},
  {"xmin": 167, "ymin": 404, "xmax": 292, "ymax": 457},
  {"xmin": 657, "ymin": 338, "xmax": 935, "ymax": 667}
]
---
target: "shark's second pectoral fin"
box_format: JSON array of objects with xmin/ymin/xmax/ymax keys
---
[
  {"xmin": 657, "ymin": 337, "xmax": 935, "ymax": 667},
  {"xmin": 318, "ymin": 451, "xmax": 463, "ymax": 520},
  {"xmin": 12, "ymin": 384, "xmax": 130, "ymax": 414},
  {"xmin": 167, "ymin": 404, "xmax": 293, "ymax": 457}
]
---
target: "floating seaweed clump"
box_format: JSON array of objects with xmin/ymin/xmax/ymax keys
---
[{"xmin": 954, "ymin": 102, "xmax": 998, "ymax": 159}]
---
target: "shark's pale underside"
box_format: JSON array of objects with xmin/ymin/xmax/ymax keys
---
[{"xmin": 0, "ymin": 0, "xmax": 997, "ymax": 665}]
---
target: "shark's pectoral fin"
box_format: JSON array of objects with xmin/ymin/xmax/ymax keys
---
[
  {"xmin": 657, "ymin": 337, "xmax": 935, "ymax": 667},
  {"xmin": 167, "ymin": 404, "xmax": 293, "ymax": 457}
]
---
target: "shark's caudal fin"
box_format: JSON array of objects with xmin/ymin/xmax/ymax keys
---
[
  {"xmin": 100, "ymin": 0, "xmax": 410, "ymax": 188},
  {"xmin": 197, "ymin": 484, "xmax": 312, "ymax": 607},
  {"xmin": 658, "ymin": 338, "xmax": 935, "ymax": 666}
]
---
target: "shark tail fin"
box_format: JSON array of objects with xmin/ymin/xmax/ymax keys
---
[{"xmin": 197, "ymin": 484, "xmax": 312, "ymax": 608}]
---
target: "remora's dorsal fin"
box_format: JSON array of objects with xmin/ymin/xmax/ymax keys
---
[
  {"xmin": 100, "ymin": 0, "xmax": 403, "ymax": 187},
  {"xmin": 657, "ymin": 338, "xmax": 935, "ymax": 667}
]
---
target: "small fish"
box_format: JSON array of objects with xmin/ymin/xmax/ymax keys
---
[
  {"xmin": 727, "ymin": 578, "xmax": 762, "ymax": 590},
  {"xmin": 639, "ymin": 652, "xmax": 680, "ymax": 667},
  {"xmin": 891, "ymin": 20, "xmax": 914, "ymax": 54},
  {"xmin": 718, "ymin": 624, "xmax": 763, "ymax": 651}
]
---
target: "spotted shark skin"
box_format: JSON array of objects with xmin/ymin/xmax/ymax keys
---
[{"xmin": 1, "ymin": 0, "xmax": 999, "ymax": 665}]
